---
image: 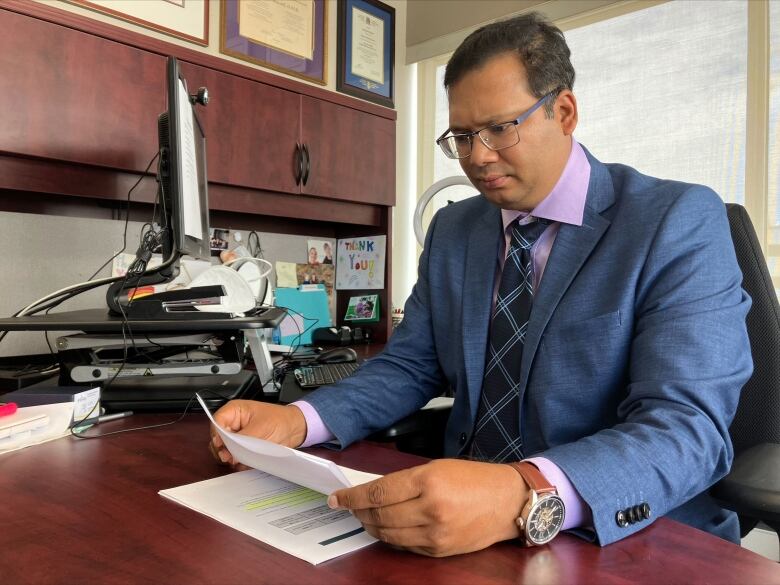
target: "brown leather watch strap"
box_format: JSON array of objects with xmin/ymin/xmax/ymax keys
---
[{"xmin": 507, "ymin": 461, "xmax": 556, "ymax": 494}]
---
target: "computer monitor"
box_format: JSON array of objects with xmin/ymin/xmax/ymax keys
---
[
  {"xmin": 160, "ymin": 55, "xmax": 211, "ymax": 262},
  {"xmin": 106, "ymin": 56, "xmax": 210, "ymax": 313}
]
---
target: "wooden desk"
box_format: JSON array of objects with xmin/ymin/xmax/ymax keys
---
[{"xmin": 1, "ymin": 415, "xmax": 778, "ymax": 585}]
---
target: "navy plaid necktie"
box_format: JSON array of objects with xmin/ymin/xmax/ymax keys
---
[{"xmin": 470, "ymin": 218, "xmax": 549, "ymax": 462}]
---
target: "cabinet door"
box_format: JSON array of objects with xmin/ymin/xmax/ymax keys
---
[
  {"xmin": 300, "ymin": 97, "xmax": 395, "ymax": 205},
  {"xmin": 178, "ymin": 62, "xmax": 302, "ymax": 194},
  {"xmin": 0, "ymin": 10, "xmax": 164, "ymax": 172}
]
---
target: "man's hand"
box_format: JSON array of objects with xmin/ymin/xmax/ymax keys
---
[
  {"xmin": 328, "ymin": 459, "xmax": 528, "ymax": 557},
  {"xmin": 208, "ymin": 400, "xmax": 307, "ymax": 467}
]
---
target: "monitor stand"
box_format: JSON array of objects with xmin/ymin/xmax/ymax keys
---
[{"xmin": 0, "ymin": 307, "xmax": 285, "ymax": 393}]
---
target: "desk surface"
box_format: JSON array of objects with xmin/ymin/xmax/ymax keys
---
[{"xmin": 1, "ymin": 415, "xmax": 778, "ymax": 585}]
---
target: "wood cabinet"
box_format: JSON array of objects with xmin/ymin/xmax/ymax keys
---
[
  {"xmin": 177, "ymin": 63, "xmax": 395, "ymax": 206},
  {"xmin": 177, "ymin": 61, "xmax": 302, "ymax": 196},
  {"xmin": 301, "ymin": 96, "xmax": 395, "ymax": 205},
  {"xmin": 0, "ymin": 1, "xmax": 397, "ymax": 341},
  {"xmin": 0, "ymin": 8, "xmax": 164, "ymax": 173}
]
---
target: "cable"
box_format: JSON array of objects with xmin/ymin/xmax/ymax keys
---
[
  {"xmin": 0, "ymin": 152, "xmax": 166, "ymax": 349},
  {"xmin": 247, "ymin": 231, "xmax": 264, "ymax": 259},
  {"xmin": 267, "ymin": 305, "xmax": 319, "ymax": 392},
  {"xmin": 221, "ymin": 256, "xmax": 273, "ymax": 278},
  {"xmin": 12, "ymin": 362, "xmax": 59, "ymax": 378},
  {"xmin": 69, "ymin": 387, "xmax": 234, "ymax": 440},
  {"xmin": 87, "ymin": 152, "xmax": 160, "ymax": 281},
  {"xmin": 221, "ymin": 256, "xmax": 273, "ymax": 308},
  {"xmin": 7, "ymin": 204, "xmax": 176, "ymax": 320}
]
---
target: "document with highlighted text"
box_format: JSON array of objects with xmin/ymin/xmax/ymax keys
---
[{"xmin": 159, "ymin": 394, "xmax": 381, "ymax": 564}]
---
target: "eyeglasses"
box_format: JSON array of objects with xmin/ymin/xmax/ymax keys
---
[{"xmin": 436, "ymin": 91, "xmax": 557, "ymax": 160}]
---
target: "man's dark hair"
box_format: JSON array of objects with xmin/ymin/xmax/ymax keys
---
[{"xmin": 443, "ymin": 12, "xmax": 574, "ymax": 117}]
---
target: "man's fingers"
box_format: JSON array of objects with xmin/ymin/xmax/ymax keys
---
[
  {"xmin": 208, "ymin": 435, "xmax": 237, "ymax": 465},
  {"xmin": 213, "ymin": 403, "xmax": 241, "ymax": 431},
  {"xmin": 361, "ymin": 524, "xmax": 436, "ymax": 551},
  {"xmin": 210, "ymin": 432, "xmax": 224, "ymax": 449},
  {"xmin": 329, "ymin": 467, "xmax": 423, "ymax": 510},
  {"xmin": 208, "ymin": 440, "xmax": 219, "ymax": 460},
  {"xmin": 350, "ymin": 498, "xmax": 430, "ymax": 528}
]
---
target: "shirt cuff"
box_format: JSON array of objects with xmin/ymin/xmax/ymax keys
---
[
  {"xmin": 292, "ymin": 400, "xmax": 335, "ymax": 447},
  {"xmin": 526, "ymin": 457, "xmax": 592, "ymax": 531}
]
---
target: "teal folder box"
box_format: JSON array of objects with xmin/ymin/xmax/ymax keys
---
[{"xmin": 274, "ymin": 285, "xmax": 332, "ymax": 346}]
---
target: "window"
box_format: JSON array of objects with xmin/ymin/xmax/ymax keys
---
[
  {"xmin": 566, "ymin": 1, "xmax": 747, "ymax": 206},
  {"xmin": 416, "ymin": 0, "xmax": 778, "ymax": 298},
  {"xmin": 430, "ymin": 64, "xmax": 477, "ymax": 206},
  {"xmin": 769, "ymin": 0, "xmax": 780, "ymax": 293}
]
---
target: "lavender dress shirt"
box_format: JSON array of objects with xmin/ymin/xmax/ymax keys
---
[{"xmin": 294, "ymin": 139, "xmax": 593, "ymax": 531}]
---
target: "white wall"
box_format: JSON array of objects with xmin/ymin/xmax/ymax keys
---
[{"xmin": 0, "ymin": 211, "xmax": 321, "ymax": 357}]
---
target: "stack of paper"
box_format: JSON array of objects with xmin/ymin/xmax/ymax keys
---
[
  {"xmin": 0, "ymin": 402, "xmax": 74, "ymax": 454},
  {"xmin": 159, "ymin": 395, "xmax": 381, "ymax": 564}
]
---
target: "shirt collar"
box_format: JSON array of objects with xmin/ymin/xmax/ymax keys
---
[{"xmin": 501, "ymin": 138, "xmax": 591, "ymax": 231}]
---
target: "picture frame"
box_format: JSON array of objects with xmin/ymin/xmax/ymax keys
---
[
  {"xmin": 221, "ymin": 0, "xmax": 328, "ymax": 86},
  {"xmin": 344, "ymin": 294, "xmax": 380, "ymax": 323},
  {"xmin": 67, "ymin": 0, "xmax": 209, "ymax": 46},
  {"xmin": 337, "ymin": 0, "xmax": 395, "ymax": 108}
]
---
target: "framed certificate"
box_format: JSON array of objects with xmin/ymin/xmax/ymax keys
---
[
  {"xmin": 67, "ymin": 0, "xmax": 209, "ymax": 46},
  {"xmin": 337, "ymin": 0, "xmax": 394, "ymax": 108},
  {"xmin": 221, "ymin": 0, "xmax": 327, "ymax": 85}
]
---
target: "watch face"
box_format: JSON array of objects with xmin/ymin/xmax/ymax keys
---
[{"xmin": 527, "ymin": 495, "xmax": 565, "ymax": 545}]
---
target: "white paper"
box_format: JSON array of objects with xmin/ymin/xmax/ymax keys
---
[
  {"xmin": 162, "ymin": 394, "xmax": 383, "ymax": 564},
  {"xmin": 73, "ymin": 387, "xmax": 100, "ymax": 421},
  {"xmin": 160, "ymin": 468, "xmax": 377, "ymax": 565},
  {"xmin": 177, "ymin": 79, "xmax": 203, "ymax": 240},
  {"xmin": 0, "ymin": 403, "xmax": 74, "ymax": 454},
  {"xmin": 196, "ymin": 394, "xmax": 373, "ymax": 495}
]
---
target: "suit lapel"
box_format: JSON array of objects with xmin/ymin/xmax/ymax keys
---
[
  {"xmin": 459, "ymin": 152, "xmax": 615, "ymax": 423},
  {"xmin": 462, "ymin": 205, "xmax": 503, "ymax": 421},
  {"xmin": 518, "ymin": 155, "xmax": 616, "ymax": 395}
]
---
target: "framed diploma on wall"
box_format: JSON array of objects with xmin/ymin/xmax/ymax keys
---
[
  {"xmin": 67, "ymin": 0, "xmax": 209, "ymax": 45},
  {"xmin": 221, "ymin": 0, "xmax": 327, "ymax": 85},
  {"xmin": 337, "ymin": 0, "xmax": 395, "ymax": 108}
]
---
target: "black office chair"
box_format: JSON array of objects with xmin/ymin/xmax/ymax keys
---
[{"xmin": 710, "ymin": 203, "xmax": 780, "ymax": 553}]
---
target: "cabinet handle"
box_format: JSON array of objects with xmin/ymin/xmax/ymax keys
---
[
  {"xmin": 302, "ymin": 143, "xmax": 311, "ymax": 186},
  {"xmin": 294, "ymin": 142, "xmax": 303, "ymax": 185}
]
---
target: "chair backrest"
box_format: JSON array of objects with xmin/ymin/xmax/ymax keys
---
[{"xmin": 725, "ymin": 203, "xmax": 780, "ymax": 453}]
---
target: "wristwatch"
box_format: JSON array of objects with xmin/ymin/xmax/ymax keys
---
[{"xmin": 507, "ymin": 462, "xmax": 566, "ymax": 546}]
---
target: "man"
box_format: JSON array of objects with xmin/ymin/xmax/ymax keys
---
[{"xmin": 210, "ymin": 13, "xmax": 751, "ymax": 556}]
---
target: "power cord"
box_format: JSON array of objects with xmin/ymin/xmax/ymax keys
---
[
  {"xmin": 265, "ymin": 305, "xmax": 320, "ymax": 392},
  {"xmin": 69, "ymin": 387, "xmax": 234, "ymax": 440},
  {"xmin": 247, "ymin": 231, "xmax": 265, "ymax": 259},
  {"xmin": 0, "ymin": 152, "xmax": 169, "ymax": 333}
]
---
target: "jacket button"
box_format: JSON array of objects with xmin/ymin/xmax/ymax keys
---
[
  {"xmin": 459, "ymin": 432, "xmax": 467, "ymax": 445},
  {"xmin": 641, "ymin": 503, "xmax": 651, "ymax": 519},
  {"xmin": 616, "ymin": 510, "xmax": 629, "ymax": 527},
  {"xmin": 628, "ymin": 506, "xmax": 640, "ymax": 524}
]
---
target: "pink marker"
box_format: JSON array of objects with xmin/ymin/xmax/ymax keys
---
[{"xmin": 0, "ymin": 402, "xmax": 18, "ymax": 417}]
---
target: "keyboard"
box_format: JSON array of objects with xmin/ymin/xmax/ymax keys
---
[{"xmin": 293, "ymin": 362, "xmax": 359, "ymax": 389}]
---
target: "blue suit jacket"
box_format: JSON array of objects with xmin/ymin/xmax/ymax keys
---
[{"xmin": 305, "ymin": 150, "xmax": 753, "ymax": 545}]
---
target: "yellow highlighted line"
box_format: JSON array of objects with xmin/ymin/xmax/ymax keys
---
[{"xmin": 245, "ymin": 488, "xmax": 325, "ymax": 511}]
